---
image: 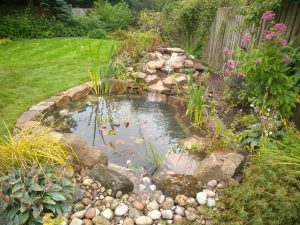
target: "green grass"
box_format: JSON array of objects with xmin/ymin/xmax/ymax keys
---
[{"xmin": 0, "ymin": 38, "xmax": 117, "ymax": 135}]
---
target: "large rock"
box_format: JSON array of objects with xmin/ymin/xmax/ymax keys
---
[
  {"xmin": 152, "ymin": 172, "xmax": 202, "ymax": 198},
  {"xmin": 15, "ymin": 110, "xmax": 43, "ymax": 128},
  {"xmin": 147, "ymin": 80, "xmax": 170, "ymax": 94},
  {"xmin": 64, "ymin": 84, "xmax": 90, "ymax": 101},
  {"xmin": 145, "ymin": 75, "xmax": 159, "ymax": 85},
  {"xmin": 91, "ymin": 163, "xmax": 134, "ymax": 195},
  {"xmin": 175, "ymin": 75, "xmax": 187, "ymax": 86},
  {"xmin": 194, "ymin": 152, "xmax": 245, "ymax": 182},
  {"xmin": 61, "ymin": 133, "xmax": 108, "ymax": 168},
  {"xmin": 146, "ymin": 60, "xmax": 166, "ymax": 70},
  {"xmin": 30, "ymin": 100, "xmax": 56, "ymax": 113},
  {"xmin": 162, "ymin": 76, "xmax": 174, "ymax": 89}
]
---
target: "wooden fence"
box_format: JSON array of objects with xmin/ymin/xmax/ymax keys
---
[{"xmin": 203, "ymin": 3, "xmax": 300, "ymax": 71}]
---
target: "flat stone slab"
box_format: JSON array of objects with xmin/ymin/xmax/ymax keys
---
[
  {"xmin": 15, "ymin": 110, "xmax": 43, "ymax": 127},
  {"xmin": 165, "ymin": 48, "xmax": 185, "ymax": 53},
  {"xmin": 145, "ymin": 75, "xmax": 159, "ymax": 85},
  {"xmin": 175, "ymin": 75, "xmax": 187, "ymax": 86},
  {"xmin": 147, "ymin": 60, "xmax": 166, "ymax": 70},
  {"xmin": 147, "ymin": 80, "xmax": 170, "ymax": 94},
  {"xmin": 30, "ymin": 100, "xmax": 56, "ymax": 113},
  {"xmin": 64, "ymin": 84, "xmax": 90, "ymax": 101}
]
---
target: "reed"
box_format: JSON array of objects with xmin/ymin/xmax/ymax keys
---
[
  {"xmin": 187, "ymin": 84, "xmax": 206, "ymax": 127},
  {"xmin": 146, "ymin": 143, "xmax": 161, "ymax": 169}
]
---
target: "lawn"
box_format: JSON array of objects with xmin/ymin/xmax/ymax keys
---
[{"xmin": 0, "ymin": 38, "xmax": 117, "ymax": 135}]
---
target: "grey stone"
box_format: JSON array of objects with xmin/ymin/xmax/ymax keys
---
[
  {"xmin": 161, "ymin": 210, "xmax": 173, "ymax": 220},
  {"xmin": 115, "ymin": 203, "xmax": 129, "ymax": 216},
  {"xmin": 148, "ymin": 210, "xmax": 161, "ymax": 220},
  {"xmin": 91, "ymin": 163, "xmax": 134, "ymax": 195},
  {"xmin": 70, "ymin": 218, "xmax": 83, "ymax": 225},
  {"xmin": 92, "ymin": 216, "xmax": 111, "ymax": 225}
]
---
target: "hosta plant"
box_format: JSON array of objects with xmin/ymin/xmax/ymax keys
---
[{"xmin": 0, "ymin": 166, "xmax": 74, "ymax": 225}]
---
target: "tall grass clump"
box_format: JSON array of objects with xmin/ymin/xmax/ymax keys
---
[
  {"xmin": 146, "ymin": 143, "xmax": 161, "ymax": 169},
  {"xmin": 187, "ymin": 83, "xmax": 206, "ymax": 127},
  {"xmin": 0, "ymin": 125, "xmax": 75, "ymax": 174},
  {"xmin": 88, "ymin": 41, "xmax": 116, "ymax": 95}
]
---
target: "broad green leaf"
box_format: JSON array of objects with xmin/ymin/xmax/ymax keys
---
[
  {"xmin": 42, "ymin": 196, "xmax": 56, "ymax": 205},
  {"xmin": 11, "ymin": 190, "xmax": 23, "ymax": 198},
  {"xmin": 47, "ymin": 192, "xmax": 66, "ymax": 201},
  {"xmin": 31, "ymin": 183, "xmax": 44, "ymax": 192},
  {"xmin": 12, "ymin": 183, "xmax": 23, "ymax": 194},
  {"xmin": 19, "ymin": 211, "xmax": 29, "ymax": 224}
]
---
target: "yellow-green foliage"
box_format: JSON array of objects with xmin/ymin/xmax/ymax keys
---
[
  {"xmin": 0, "ymin": 126, "xmax": 75, "ymax": 174},
  {"xmin": 42, "ymin": 214, "xmax": 65, "ymax": 225}
]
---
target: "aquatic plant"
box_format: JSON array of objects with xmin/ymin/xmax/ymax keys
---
[
  {"xmin": 187, "ymin": 84, "xmax": 207, "ymax": 127},
  {"xmin": 146, "ymin": 143, "xmax": 161, "ymax": 169},
  {"xmin": 88, "ymin": 41, "xmax": 116, "ymax": 95}
]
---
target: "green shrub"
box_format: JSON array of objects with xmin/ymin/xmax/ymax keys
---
[
  {"xmin": 88, "ymin": 28, "xmax": 107, "ymax": 39},
  {"xmin": 215, "ymin": 158, "xmax": 300, "ymax": 225},
  {"xmin": 215, "ymin": 127, "xmax": 300, "ymax": 224},
  {"xmin": 0, "ymin": 166, "xmax": 74, "ymax": 225},
  {"xmin": 93, "ymin": 0, "xmax": 134, "ymax": 31}
]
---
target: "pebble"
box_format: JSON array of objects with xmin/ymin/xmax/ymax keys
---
[
  {"xmin": 162, "ymin": 197, "xmax": 174, "ymax": 210},
  {"xmin": 111, "ymin": 199, "xmax": 121, "ymax": 210},
  {"xmin": 196, "ymin": 192, "xmax": 207, "ymax": 205},
  {"xmin": 115, "ymin": 203, "xmax": 129, "ymax": 216},
  {"xmin": 59, "ymin": 109, "xmax": 69, "ymax": 117},
  {"xmin": 128, "ymin": 208, "xmax": 141, "ymax": 219},
  {"xmin": 82, "ymin": 219, "xmax": 93, "ymax": 225},
  {"xmin": 132, "ymin": 200, "xmax": 144, "ymax": 211},
  {"xmin": 203, "ymin": 189, "xmax": 216, "ymax": 198},
  {"xmin": 207, "ymin": 180, "xmax": 218, "ymax": 188},
  {"xmin": 148, "ymin": 210, "xmax": 161, "ymax": 220},
  {"xmin": 82, "ymin": 178, "xmax": 93, "ymax": 187},
  {"xmin": 175, "ymin": 195, "xmax": 188, "ymax": 206},
  {"xmin": 146, "ymin": 200, "xmax": 159, "ymax": 211},
  {"xmin": 128, "ymin": 194, "xmax": 136, "ymax": 203},
  {"xmin": 142, "ymin": 177, "xmax": 151, "ymax": 183},
  {"xmin": 149, "ymin": 184, "xmax": 156, "ymax": 191},
  {"xmin": 104, "ymin": 196, "xmax": 114, "ymax": 203},
  {"xmin": 207, "ymin": 198, "xmax": 216, "ymax": 207},
  {"xmin": 81, "ymin": 198, "xmax": 92, "ymax": 206},
  {"xmin": 116, "ymin": 191, "xmax": 123, "ymax": 199},
  {"xmin": 84, "ymin": 208, "xmax": 96, "ymax": 219},
  {"xmin": 186, "ymin": 197, "xmax": 198, "ymax": 207},
  {"xmin": 161, "ymin": 210, "xmax": 173, "ymax": 220},
  {"xmin": 73, "ymin": 203, "xmax": 85, "ymax": 212},
  {"xmin": 70, "ymin": 210, "xmax": 86, "ymax": 219},
  {"xmin": 101, "ymin": 208, "xmax": 114, "ymax": 220},
  {"xmin": 185, "ymin": 210, "xmax": 197, "ymax": 221},
  {"xmin": 139, "ymin": 184, "xmax": 146, "ymax": 190},
  {"xmin": 135, "ymin": 216, "xmax": 153, "ymax": 225},
  {"xmin": 173, "ymin": 215, "xmax": 183, "ymax": 224},
  {"xmin": 123, "ymin": 217, "xmax": 134, "ymax": 225},
  {"xmin": 70, "ymin": 218, "xmax": 83, "ymax": 225},
  {"xmin": 174, "ymin": 205, "xmax": 185, "ymax": 216},
  {"xmin": 91, "ymin": 183, "xmax": 98, "ymax": 190},
  {"xmin": 217, "ymin": 181, "xmax": 225, "ymax": 188},
  {"xmin": 92, "ymin": 216, "xmax": 111, "ymax": 225},
  {"xmin": 158, "ymin": 195, "xmax": 165, "ymax": 204}
]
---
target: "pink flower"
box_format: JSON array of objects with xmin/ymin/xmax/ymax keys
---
[
  {"xmin": 223, "ymin": 47, "xmax": 231, "ymax": 56},
  {"xmin": 279, "ymin": 39, "xmax": 287, "ymax": 47},
  {"xmin": 273, "ymin": 23, "xmax": 287, "ymax": 32},
  {"xmin": 241, "ymin": 32, "xmax": 252, "ymax": 48},
  {"xmin": 227, "ymin": 59, "xmax": 236, "ymax": 70},
  {"xmin": 255, "ymin": 59, "xmax": 261, "ymax": 64},
  {"xmin": 264, "ymin": 30, "xmax": 276, "ymax": 40},
  {"xmin": 224, "ymin": 69, "xmax": 231, "ymax": 76},
  {"xmin": 262, "ymin": 10, "xmax": 275, "ymax": 21}
]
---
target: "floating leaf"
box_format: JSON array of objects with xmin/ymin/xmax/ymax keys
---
[
  {"xmin": 115, "ymin": 139, "xmax": 126, "ymax": 145},
  {"xmin": 134, "ymin": 138, "xmax": 144, "ymax": 144},
  {"xmin": 114, "ymin": 123, "xmax": 120, "ymax": 127},
  {"xmin": 125, "ymin": 122, "xmax": 129, "ymax": 128},
  {"xmin": 99, "ymin": 124, "xmax": 107, "ymax": 129},
  {"xmin": 108, "ymin": 130, "xmax": 116, "ymax": 136},
  {"xmin": 108, "ymin": 142, "xmax": 116, "ymax": 149}
]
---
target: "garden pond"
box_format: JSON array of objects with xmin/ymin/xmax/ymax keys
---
[{"xmin": 50, "ymin": 94, "xmax": 194, "ymax": 173}]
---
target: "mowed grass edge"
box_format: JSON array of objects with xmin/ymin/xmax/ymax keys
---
[{"xmin": 0, "ymin": 38, "xmax": 117, "ymax": 135}]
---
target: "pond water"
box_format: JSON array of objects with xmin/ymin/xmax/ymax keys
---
[{"xmin": 67, "ymin": 95, "xmax": 189, "ymax": 173}]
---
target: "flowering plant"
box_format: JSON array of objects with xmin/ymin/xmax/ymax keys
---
[{"xmin": 224, "ymin": 11, "xmax": 300, "ymax": 118}]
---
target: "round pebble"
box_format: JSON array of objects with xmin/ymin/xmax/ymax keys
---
[
  {"xmin": 115, "ymin": 203, "xmax": 129, "ymax": 216},
  {"xmin": 135, "ymin": 216, "xmax": 153, "ymax": 225},
  {"xmin": 161, "ymin": 210, "xmax": 173, "ymax": 220},
  {"xmin": 148, "ymin": 210, "xmax": 161, "ymax": 220},
  {"xmin": 196, "ymin": 192, "xmax": 207, "ymax": 205}
]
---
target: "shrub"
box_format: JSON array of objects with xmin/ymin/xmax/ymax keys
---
[
  {"xmin": 224, "ymin": 13, "xmax": 300, "ymax": 118},
  {"xmin": 0, "ymin": 126, "xmax": 75, "ymax": 174},
  {"xmin": 93, "ymin": 0, "xmax": 134, "ymax": 31},
  {"xmin": 88, "ymin": 28, "xmax": 107, "ymax": 39},
  {"xmin": 214, "ymin": 129, "xmax": 300, "ymax": 225},
  {"xmin": 0, "ymin": 166, "xmax": 74, "ymax": 225}
]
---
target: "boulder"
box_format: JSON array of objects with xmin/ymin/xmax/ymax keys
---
[
  {"xmin": 145, "ymin": 75, "xmax": 159, "ymax": 85},
  {"xmin": 64, "ymin": 84, "xmax": 90, "ymax": 101},
  {"xmin": 49, "ymin": 94, "xmax": 71, "ymax": 108},
  {"xmin": 172, "ymin": 62, "xmax": 184, "ymax": 69},
  {"xmin": 147, "ymin": 80, "xmax": 170, "ymax": 94},
  {"xmin": 184, "ymin": 60, "xmax": 194, "ymax": 68},
  {"xmin": 144, "ymin": 67, "xmax": 157, "ymax": 75},
  {"xmin": 15, "ymin": 110, "xmax": 42, "ymax": 128},
  {"xmin": 152, "ymin": 172, "xmax": 203, "ymax": 198},
  {"xmin": 137, "ymin": 72, "xmax": 147, "ymax": 80},
  {"xmin": 30, "ymin": 100, "xmax": 56, "ymax": 113},
  {"xmin": 91, "ymin": 163, "xmax": 134, "ymax": 195},
  {"xmin": 194, "ymin": 152, "xmax": 245, "ymax": 182},
  {"xmin": 175, "ymin": 75, "xmax": 187, "ymax": 86},
  {"xmin": 146, "ymin": 60, "xmax": 165, "ymax": 70},
  {"xmin": 162, "ymin": 76, "xmax": 174, "ymax": 89},
  {"xmin": 61, "ymin": 133, "xmax": 108, "ymax": 168},
  {"xmin": 179, "ymin": 136, "xmax": 207, "ymax": 153}
]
